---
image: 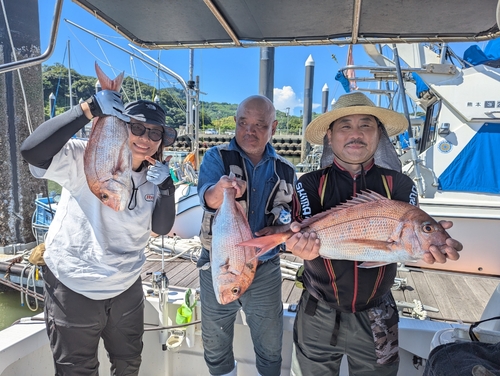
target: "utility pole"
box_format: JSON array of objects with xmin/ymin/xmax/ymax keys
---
[{"xmin": 285, "ymin": 107, "xmax": 290, "ymax": 134}]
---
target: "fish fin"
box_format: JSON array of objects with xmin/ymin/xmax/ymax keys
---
[
  {"xmin": 226, "ymin": 267, "xmax": 242, "ymax": 276},
  {"xmin": 349, "ymin": 238, "xmax": 393, "ymax": 251},
  {"xmin": 298, "ymin": 190, "xmax": 390, "ymax": 229},
  {"xmin": 237, "ymin": 232, "xmax": 292, "ymax": 254},
  {"xmin": 244, "ymin": 246, "xmax": 277, "ymax": 265},
  {"xmin": 358, "ymin": 261, "xmax": 392, "ymax": 268},
  {"xmin": 95, "ymin": 62, "xmax": 125, "ymax": 91},
  {"xmin": 220, "ymin": 258, "xmax": 242, "ymax": 275}
]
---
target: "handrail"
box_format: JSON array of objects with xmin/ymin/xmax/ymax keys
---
[{"xmin": 0, "ymin": 0, "xmax": 63, "ymax": 74}]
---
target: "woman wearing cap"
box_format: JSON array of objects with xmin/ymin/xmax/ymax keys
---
[
  {"xmin": 20, "ymin": 90, "xmax": 177, "ymax": 375},
  {"xmin": 285, "ymin": 92, "xmax": 462, "ymax": 376}
]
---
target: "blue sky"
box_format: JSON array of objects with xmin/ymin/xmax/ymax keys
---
[{"xmin": 39, "ymin": 1, "xmax": 481, "ymax": 116}]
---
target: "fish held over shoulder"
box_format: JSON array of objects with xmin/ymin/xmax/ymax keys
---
[
  {"xmin": 83, "ymin": 62, "xmax": 132, "ymax": 211},
  {"xmin": 238, "ymin": 190, "xmax": 450, "ymax": 267}
]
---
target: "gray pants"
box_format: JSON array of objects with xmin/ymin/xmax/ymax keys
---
[
  {"xmin": 198, "ymin": 249, "xmax": 283, "ymax": 376},
  {"xmin": 42, "ymin": 266, "xmax": 144, "ymax": 376},
  {"xmin": 291, "ymin": 290, "xmax": 399, "ymax": 376}
]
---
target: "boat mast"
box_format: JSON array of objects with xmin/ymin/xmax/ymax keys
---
[{"xmin": 68, "ymin": 40, "xmax": 73, "ymax": 109}]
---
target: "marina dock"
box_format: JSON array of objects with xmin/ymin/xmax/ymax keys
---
[
  {"xmin": 140, "ymin": 248, "xmax": 500, "ymax": 324},
  {"xmin": 0, "ymin": 244, "xmax": 498, "ymax": 325}
]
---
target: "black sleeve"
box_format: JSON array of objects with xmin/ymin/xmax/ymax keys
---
[
  {"xmin": 295, "ymin": 170, "xmax": 324, "ymax": 220},
  {"xmin": 20, "ymin": 105, "xmax": 91, "ymax": 169},
  {"xmin": 151, "ymin": 177, "xmax": 176, "ymax": 235},
  {"xmin": 391, "ymin": 172, "xmax": 419, "ymax": 207}
]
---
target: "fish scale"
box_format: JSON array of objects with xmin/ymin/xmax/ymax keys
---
[
  {"xmin": 211, "ymin": 187, "xmax": 259, "ymax": 304},
  {"xmin": 83, "ymin": 63, "xmax": 132, "ymax": 211},
  {"xmin": 238, "ymin": 190, "xmax": 450, "ymax": 265}
]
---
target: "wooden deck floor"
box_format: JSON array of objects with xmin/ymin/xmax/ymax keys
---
[{"xmin": 141, "ymin": 249, "xmax": 500, "ymax": 324}]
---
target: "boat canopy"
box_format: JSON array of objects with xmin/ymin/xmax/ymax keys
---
[{"xmin": 72, "ymin": 0, "xmax": 500, "ymax": 49}]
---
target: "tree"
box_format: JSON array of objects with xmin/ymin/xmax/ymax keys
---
[{"xmin": 41, "ymin": 64, "xmax": 238, "ymax": 128}]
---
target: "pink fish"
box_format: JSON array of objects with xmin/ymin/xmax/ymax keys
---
[
  {"xmin": 83, "ymin": 63, "xmax": 132, "ymax": 211},
  {"xmin": 239, "ymin": 191, "xmax": 450, "ymax": 267}
]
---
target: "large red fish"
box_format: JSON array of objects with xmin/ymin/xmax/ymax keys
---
[
  {"xmin": 83, "ymin": 63, "xmax": 132, "ymax": 211},
  {"xmin": 211, "ymin": 176, "xmax": 270, "ymax": 304},
  {"xmin": 239, "ymin": 191, "xmax": 450, "ymax": 267}
]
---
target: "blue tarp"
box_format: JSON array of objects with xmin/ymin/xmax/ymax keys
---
[
  {"xmin": 463, "ymin": 38, "xmax": 500, "ymax": 66},
  {"xmin": 438, "ymin": 123, "xmax": 500, "ymax": 194},
  {"xmin": 411, "ymin": 72, "xmax": 430, "ymax": 98},
  {"xmin": 335, "ymin": 71, "xmax": 351, "ymax": 93}
]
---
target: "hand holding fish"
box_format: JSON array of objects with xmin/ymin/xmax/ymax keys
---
[
  {"xmin": 145, "ymin": 155, "xmax": 172, "ymax": 186},
  {"xmin": 238, "ymin": 191, "xmax": 455, "ymax": 266},
  {"xmin": 86, "ymin": 90, "xmax": 130, "ymax": 122},
  {"xmin": 284, "ymin": 222, "xmax": 321, "ymax": 260},
  {"xmin": 422, "ymin": 220, "xmax": 462, "ymax": 264},
  {"xmin": 205, "ymin": 174, "xmax": 247, "ymax": 209}
]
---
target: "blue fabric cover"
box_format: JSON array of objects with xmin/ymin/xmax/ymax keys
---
[
  {"xmin": 463, "ymin": 38, "xmax": 500, "ymax": 66},
  {"xmin": 411, "ymin": 72, "xmax": 430, "ymax": 98},
  {"xmin": 335, "ymin": 71, "xmax": 351, "ymax": 93},
  {"xmin": 438, "ymin": 123, "xmax": 500, "ymax": 193}
]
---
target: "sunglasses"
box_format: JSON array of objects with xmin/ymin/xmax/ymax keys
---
[{"xmin": 129, "ymin": 122, "xmax": 163, "ymax": 142}]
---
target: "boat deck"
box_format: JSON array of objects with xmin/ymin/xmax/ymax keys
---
[{"xmin": 141, "ymin": 249, "xmax": 500, "ymax": 324}]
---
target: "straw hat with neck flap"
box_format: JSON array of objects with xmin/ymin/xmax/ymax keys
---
[{"xmin": 305, "ymin": 91, "xmax": 408, "ymax": 173}]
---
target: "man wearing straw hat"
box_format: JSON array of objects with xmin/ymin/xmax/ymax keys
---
[{"xmin": 285, "ymin": 92, "xmax": 462, "ymax": 375}]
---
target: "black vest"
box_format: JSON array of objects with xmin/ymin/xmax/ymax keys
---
[{"xmin": 199, "ymin": 145, "xmax": 296, "ymax": 251}]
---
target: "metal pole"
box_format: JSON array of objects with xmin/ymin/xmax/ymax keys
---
[
  {"xmin": 67, "ymin": 40, "xmax": 73, "ymax": 109},
  {"xmin": 392, "ymin": 44, "xmax": 424, "ymax": 196},
  {"xmin": 301, "ymin": 55, "xmax": 314, "ymax": 161},
  {"xmin": 194, "ymin": 75, "xmax": 201, "ymax": 169},
  {"xmin": 259, "ymin": 47, "xmax": 275, "ymax": 101},
  {"xmin": 49, "ymin": 92, "xmax": 56, "ymax": 118},
  {"xmin": 285, "ymin": 107, "xmax": 290, "ymax": 134},
  {"xmin": 0, "ymin": 0, "xmax": 63, "ymax": 74},
  {"xmin": 321, "ymin": 84, "xmax": 329, "ymax": 113}
]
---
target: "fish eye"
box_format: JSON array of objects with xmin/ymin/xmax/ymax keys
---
[
  {"xmin": 231, "ymin": 287, "xmax": 240, "ymax": 295},
  {"xmin": 422, "ymin": 223, "xmax": 434, "ymax": 233},
  {"xmin": 101, "ymin": 193, "xmax": 109, "ymax": 201}
]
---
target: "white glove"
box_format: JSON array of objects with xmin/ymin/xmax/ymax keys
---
[{"xmin": 146, "ymin": 160, "xmax": 171, "ymax": 186}]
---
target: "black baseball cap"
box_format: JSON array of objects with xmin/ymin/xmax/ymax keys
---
[{"xmin": 123, "ymin": 99, "xmax": 177, "ymax": 146}]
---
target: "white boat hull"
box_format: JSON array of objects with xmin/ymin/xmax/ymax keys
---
[
  {"xmin": 168, "ymin": 184, "xmax": 203, "ymax": 239},
  {"xmin": 411, "ymin": 193, "xmax": 500, "ymax": 276},
  {"xmin": 4, "ymin": 284, "xmax": 496, "ymax": 376}
]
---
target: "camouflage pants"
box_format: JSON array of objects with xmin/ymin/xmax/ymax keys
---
[{"xmin": 291, "ymin": 290, "xmax": 399, "ymax": 376}]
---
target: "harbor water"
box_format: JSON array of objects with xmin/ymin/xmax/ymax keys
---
[{"xmin": 0, "ymin": 289, "xmax": 43, "ymax": 331}]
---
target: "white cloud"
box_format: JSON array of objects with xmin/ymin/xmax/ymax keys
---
[
  {"xmin": 273, "ymin": 86, "xmax": 302, "ymax": 113},
  {"xmin": 273, "ymin": 86, "xmax": 322, "ymax": 114}
]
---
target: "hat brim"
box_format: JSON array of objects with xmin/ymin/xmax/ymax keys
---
[{"xmin": 305, "ymin": 106, "xmax": 409, "ymax": 145}]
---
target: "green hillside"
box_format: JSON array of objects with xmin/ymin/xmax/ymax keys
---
[{"xmin": 42, "ymin": 64, "xmax": 308, "ymax": 135}]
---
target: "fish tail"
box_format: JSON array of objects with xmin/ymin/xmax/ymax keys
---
[
  {"xmin": 95, "ymin": 62, "xmax": 125, "ymax": 91},
  {"xmin": 238, "ymin": 233, "xmax": 291, "ymax": 253}
]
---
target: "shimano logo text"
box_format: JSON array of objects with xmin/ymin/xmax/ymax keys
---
[{"xmin": 296, "ymin": 182, "xmax": 312, "ymax": 217}]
